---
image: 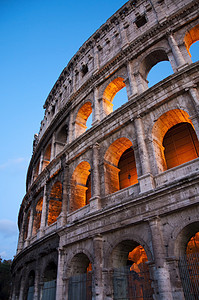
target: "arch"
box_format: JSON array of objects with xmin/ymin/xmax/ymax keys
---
[
  {"xmin": 163, "ymin": 122, "xmax": 199, "ymax": 169},
  {"xmin": 184, "ymin": 24, "xmax": 199, "ymax": 56},
  {"xmin": 24, "ymin": 210, "xmax": 30, "ymax": 240},
  {"xmin": 174, "ymin": 222, "xmax": 199, "ymax": 258},
  {"xmin": 42, "ymin": 143, "xmax": 51, "ymax": 170},
  {"xmin": 75, "ymin": 101, "xmax": 92, "ymax": 138},
  {"xmin": 140, "ymin": 49, "xmax": 170, "ymax": 80},
  {"xmin": 25, "ymin": 270, "xmax": 35, "ymax": 300},
  {"xmin": 34, "ymin": 160, "xmax": 40, "ymax": 180},
  {"xmin": 54, "ymin": 124, "xmax": 68, "ymax": 156},
  {"xmin": 32, "ymin": 197, "xmax": 43, "ymax": 235},
  {"xmin": 110, "ymin": 240, "xmax": 153, "ymax": 299},
  {"xmin": 67, "ymin": 253, "xmax": 92, "ymax": 300},
  {"xmin": 41, "ymin": 261, "xmax": 57, "ymax": 300},
  {"xmin": 175, "ymin": 223, "xmax": 199, "ymax": 299},
  {"xmin": 104, "ymin": 137, "xmax": 138, "ymax": 195},
  {"xmin": 47, "ymin": 181, "xmax": 62, "ymax": 226},
  {"xmin": 152, "ymin": 109, "xmax": 197, "ymax": 172},
  {"xmin": 102, "ymin": 77, "xmax": 126, "ymax": 116},
  {"xmin": 70, "ymin": 161, "xmax": 91, "ymax": 213}
]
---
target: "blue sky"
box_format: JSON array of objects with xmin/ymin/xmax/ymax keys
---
[{"xmin": 0, "ymin": 0, "xmax": 198, "ymax": 260}]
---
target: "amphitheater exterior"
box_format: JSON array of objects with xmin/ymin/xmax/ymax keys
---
[{"xmin": 11, "ymin": 0, "xmax": 199, "ymax": 299}]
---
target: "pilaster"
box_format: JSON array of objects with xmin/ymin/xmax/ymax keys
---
[
  {"xmin": 134, "ymin": 116, "xmax": 154, "ymax": 192},
  {"xmin": 167, "ymin": 32, "xmax": 187, "ymax": 70},
  {"xmin": 149, "ymin": 217, "xmax": 173, "ymax": 300},
  {"xmin": 93, "ymin": 235, "xmax": 103, "ymax": 300},
  {"xmin": 90, "ymin": 143, "xmax": 101, "ymax": 212}
]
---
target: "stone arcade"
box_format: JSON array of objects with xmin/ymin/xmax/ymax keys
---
[{"xmin": 11, "ymin": 0, "xmax": 199, "ymax": 299}]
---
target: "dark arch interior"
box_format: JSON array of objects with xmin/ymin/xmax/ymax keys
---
[{"xmin": 118, "ymin": 147, "xmax": 138, "ymax": 190}]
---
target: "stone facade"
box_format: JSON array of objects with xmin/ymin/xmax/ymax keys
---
[{"xmin": 11, "ymin": 0, "xmax": 199, "ymax": 299}]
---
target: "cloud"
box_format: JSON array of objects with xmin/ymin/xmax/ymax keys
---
[
  {"xmin": 0, "ymin": 219, "xmax": 18, "ymax": 238},
  {"xmin": 0, "ymin": 157, "xmax": 27, "ymax": 170}
]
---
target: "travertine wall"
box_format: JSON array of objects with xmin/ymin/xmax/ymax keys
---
[{"xmin": 11, "ymin": 0, "xmax": 199, "ymax": 299}]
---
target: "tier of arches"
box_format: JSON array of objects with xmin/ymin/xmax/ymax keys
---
[
  {"xmin": 13, "ymin": 221, "xmax": 199, "ymax": 300},
  {"xmin": 32, "ymin": 23, "xmax": 199, "ymax": 183},
  {"xmin": 22, "ymin": 107, "xmax": 199, "ymax": 243}
]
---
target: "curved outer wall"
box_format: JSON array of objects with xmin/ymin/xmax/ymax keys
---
[{"xmin": 11, "ymin": 0, "xmax": 199, "ymax": 299}]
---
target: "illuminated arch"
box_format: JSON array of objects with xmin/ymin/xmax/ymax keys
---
[
  {"xmin": 184, "ymin": 24, "xmax": 199, "ymax": 56},
  {"xmin": 163, "ymin": 122, "xmax": 199, "ymax": 169},
  {"xmin": 102, "ymin": 77, "xmax": 126, "ymax": 116},
  {"xmin": 24, "ymin": 210, "xmax": 30, "ymax": 240},
  {"xmin": 152, "ymin": 109, "xmax": 199, "ymax": 172},
  {"xmin": 47, "ymin": 181, "xmax": 62, "ymax": 226},
  {"xmin": 104, "ymin": 137, "xmax": 138, "ymax": 195},
  {"xmin": 32, "ymin": 197, "xmax": 43, "ymax": 235},
  {"xmin": 70, "ymin": 161, "xmax": 91, "ymax": 212},
  {"xmin": 75, "ymin": 102, "xmax": 92, "ymax": 138},
  {"xmin": 42, "ymin": 143, "xmax": 51, "ymax": 170}
]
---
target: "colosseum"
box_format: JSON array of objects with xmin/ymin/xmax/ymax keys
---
[{"xmin": 11, "ymin": 0, "xmax": 199, "ymax": 299}]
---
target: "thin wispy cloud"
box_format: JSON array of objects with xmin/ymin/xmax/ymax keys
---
[
  {"xmin": 0, "ymin": 219, "xmax": 18, "ymax": 238},
  {"xmin": 0, "ymin": 157, "xmax": 27, "ymax": 170}
]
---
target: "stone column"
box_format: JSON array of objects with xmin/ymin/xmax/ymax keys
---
[
  {"xmin": 17, "ymin": 211, "xmax": 26, "ymax": 253},
  {"xmin": 38, "ymin": 151, "xmax": 44, "ymax": 174},
  {"xmin": 27, "ymin": 207, "xmax": 34, "ymax": 241},
  {"xmin": 68, "ymin": 111, "xmax": 74, "ymax": 143},
  {"xmin": 19, "ymin": 276, "xmax": 25, "ymax": 300},
  {"xmin": 60, "ymin": 161, "xmax": 69, "ymax": 226},
  {"xmin": 187, "ymin": 87, "xmax": 199, "ymax": 140},
  {"xmin": 149, "ymin": 217, "xmax": 173, "ymax": 300},
  {"xmin": 90, "ymin": 143, "xmax": 101, "ymax": 212},
  {"xmin": 126, "ymin": 61, "xmax": 137, "ymax": 97},
  {"xmin": 93, "ymin": 235, "xmax": 103, "ymax": 300},
  {"xmin": 39, "ymin": 184, "xmax": 48, "ymax": 235},
  {"xmin": 50, "ymin": 132, "xmax": 56, "ymax": 161},
  {"xmin": 167, "ymin": 33, "xmax": 187, "ymax": 69},
  {"xmin": 134, "ymin": 116, "xmax": 154, "ymax": 192},
  {"xmin": 134, "ymin": 71, "xmax": 146, "ymax": 94},
  {"xmin": 92, "ymin": 86, "xmax": 100, "ymax": 124},
  {"xmin": 56, "ymin": 248, "xmax": 65, "ymax": 300},
  {"xmin": 33, "ymin": 267, "xmax": 40, "ymax": 300}
]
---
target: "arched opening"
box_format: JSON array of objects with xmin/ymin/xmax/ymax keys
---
[
  {"xmin": 42, "ymin": 143, "xmax": 51, "ymax": 170},
  {"xmin": 24, "ymin": 210, "xmax": 30, "ymax": 240},
  {"xmin": 68, "ymin": 253, "xmax": 92, "ymax": 300},
  {"xmin": 75, "ymin": 102, "xmax": 92, "ymax": 138},
  {"xmin": 47, "ymin": 181, "xmax": 62, "ymax": 226},
  {"xmin": 118, "ymin": 147, "xmax": 138, "ymax": 190},
  {"xmin": 34, "ymin": 160, "xmax": 40, "ymax": 180},
  {"xmin": 102, "ymin": 77, "xmax": 127, "ymax": 116},
  {"xmin": 32, "ymin": 197, "xmax": 43, "ymax": 235},
  {"xmin": 152, "ymin": 109, "xmax": 197, "ymax": 173},
  {"xmin": 112, "ymin": 241, "xmax": 153, "ymax": 299},
  {"xmin": 178, "ymin": 225, "xmax": 199, "ymax": 300},
  {"xmin": 25, "ymin": 270, "xmax": 35, "ymax": 300},
  {"xmin": 70, "ymin": 161, "xmax": 91, "ymax": 213},
  {"xmin": 147, "ymin": 61, "xmax": 173, "ymax": 87},
  {"xmin": 104, "ymin": 138, "xmax": 138, "ymax": 195},
  {"xmin": 141, "ymin": 49, "xmax": 173, "ymax": 88},
  {"xmin": 54, "ymin": 124, "xmax": 68, "ymax": 156},
  {"xmin": 163, "ymin": 122, "xmax": 199, "ymax": 170},
  {"xmin": 184, "ymin": 24, "xmax": 199, "ymax": 61},
  {"xmin": 42, "ymin": 262, "xmax": 57, "ymax": 300}
]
